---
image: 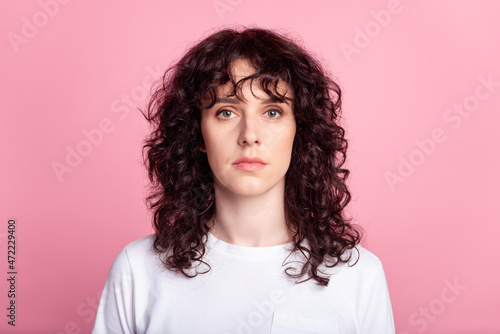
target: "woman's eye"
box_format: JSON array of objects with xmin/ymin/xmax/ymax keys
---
[
  {"xmin": 216, "ymin": 109, "xmax": 234, "ymax": 119},
  {"xmin": 216, "ymin": 108, "xmax": 283, "ymax": 119},
  {"xmin": 266, "ymin": 109, "xmax": 282, "ymax": 118}
]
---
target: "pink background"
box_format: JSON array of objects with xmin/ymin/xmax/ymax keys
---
[{"xmin": 1, "ymin": 0, "xmax": 499, "ymax": 333}]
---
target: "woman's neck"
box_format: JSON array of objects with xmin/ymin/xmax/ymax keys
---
[{"xmin": 207, "ymin": 180, "xmax": 294, "ymax": 247}]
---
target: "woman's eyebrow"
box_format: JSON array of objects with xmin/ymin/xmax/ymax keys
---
[{"xmin": 214, "ymin": 97, "xmax": 292, "ymax": 105}]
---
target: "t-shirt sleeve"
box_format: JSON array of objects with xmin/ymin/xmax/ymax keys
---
[
  {"xmin": 359, "ymin": 258, "xmax": 395, "ymax": 334},
  {"xmin": 91, "ymin": 247, "xmax": 135, "ymax": 334}
]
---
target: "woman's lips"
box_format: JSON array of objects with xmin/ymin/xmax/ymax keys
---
[
  {"xmin": 232, "ymin": 162, "xmax": 267, "ymax": 171},
  {"xmin": 232, "ymin": 157, "xmax": 266, "ymax": 164}
]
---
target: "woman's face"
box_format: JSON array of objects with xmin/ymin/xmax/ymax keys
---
[{"xmin": 199, "ymin": 58, "xmax": 296, "ymax": 197}]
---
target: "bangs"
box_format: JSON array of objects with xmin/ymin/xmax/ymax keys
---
[{"xmin": 199, "ymin": 63, "xmax": 294, "ymax": 109}]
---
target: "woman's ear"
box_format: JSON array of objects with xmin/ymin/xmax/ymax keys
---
[{"xmin": 199, "ymin": 144, "xmax": 206, "ymax": 153}]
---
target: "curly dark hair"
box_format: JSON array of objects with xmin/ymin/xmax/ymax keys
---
[{"xmin": 141, "ymin": 26, "xmax": 363, "ymax": 286}]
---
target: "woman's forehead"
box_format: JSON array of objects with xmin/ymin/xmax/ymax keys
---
[
  {"xmin": 213, "ymin": 77, "xmax": 293, "ymax": 101},
  {"xmin": 226, "ymin": 58, "xmax": 293, "ymax": 97}
]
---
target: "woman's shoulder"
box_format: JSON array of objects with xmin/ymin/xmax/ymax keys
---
[
  {"xmin": 350, "ymin": 244, "xmax": 384, "ymax": 269},
  {"xmin": 122, "ymin": 233, "xmax": 156, "ymax": 254},
  {"xmin": 320, "ymin": 243, "xmax": 386, "ymax": 279},
  {"xmin": 108, "ymin": 234, "xmax": 158, "ymax": 273}
]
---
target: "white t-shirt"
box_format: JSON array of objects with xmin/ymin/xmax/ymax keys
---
[{"xmin": 92, "ymin": 232, "xmax": 395, "ymax": 334}]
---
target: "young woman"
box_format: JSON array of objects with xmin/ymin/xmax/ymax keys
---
[{"xmin": 92, "ymin": 27, "xmax": 395, "ymax": 334}]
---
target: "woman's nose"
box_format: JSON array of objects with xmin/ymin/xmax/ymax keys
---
[{"xmin": 239, "ymin": 113, "xmax": 262, "ymax": 145}]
